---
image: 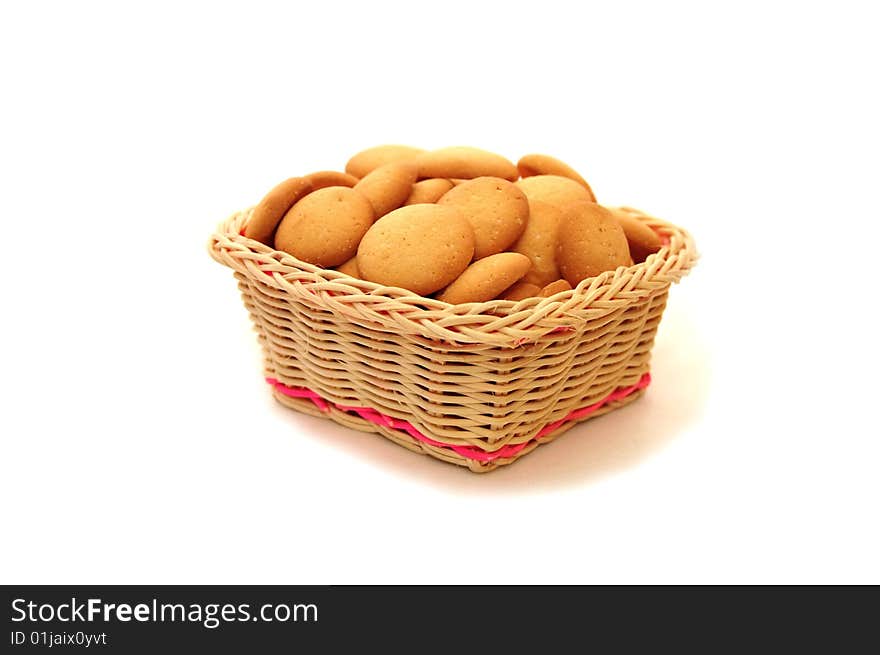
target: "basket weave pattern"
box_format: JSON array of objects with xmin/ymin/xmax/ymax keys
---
[{"xmin": 209, "ymin": 207, "xmax": 696, "ymax": 472}]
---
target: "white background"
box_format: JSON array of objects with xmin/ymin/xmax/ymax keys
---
[{"xmin": 1, "ymin": 1, "xmax": 877, "ymax": 584}]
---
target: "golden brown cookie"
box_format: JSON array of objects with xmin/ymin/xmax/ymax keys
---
[
  {"xmin": 404, "ymin": 178, "xmax": 455, "ymax": 205},
  {"xmin": 556, "ymin": 202, "xmax": 632, "ymax": 285},
  {"xmin": 244, "ymin": 177, "xmax": 314, "ymax": 245},
  {"xmin": 305, "ymin": 170, "xmax": 359, "ymax": 190},
  {"xmin": 354, "ymin": 162, "xmax": 418, "ymax": 219},
  {"xmin": 274, "ymin": 186, "xmax": 375, "ymax": 267},
  {"xmin": 437, "ymin": 177, "xmax": 529, "ymax": 259},
  {"xmin": 509, "ymin": 200, "xmax": 564, "ymax": 287},
  {"xmin": 334, "ymin": 256, "xmax": 360, "ymax": 278},
  {"xmin": 608, "ymin": 207, "xmax": 662, "ymax": 263},
  {"xmin": 539, "ymin": 279, "xmax": 572, "ymax": 297},
  {"xmin": 515, "ymin": 175, "xmax": 595, "ymax": 209},
  {"xmin": 517, "ymin": 154, "xmax": 595, "ymax": 200},
  {"xmin": 500, "ymin": 281, "xmax": 541, "ymax": 301},
  {"xmin": 415, "ymin": 147, "xmax": 518, "ymax": 181},
  {"xmin": 436, "ymin": 252, "xmax": 532, "ymax": 304},
  {"xmin": 357, "ymin": 204, "xmax": 474, "ymax": 296},
  {"xmin": 345, "ymin": 145, "xmax": 424, "ymax": 178}
]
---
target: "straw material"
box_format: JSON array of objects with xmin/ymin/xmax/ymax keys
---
[{"xmin": 208, "ymin": 206, "xmax": 697, "ymax": 472}]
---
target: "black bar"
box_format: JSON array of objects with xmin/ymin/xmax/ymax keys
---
[{"xmin": 1, "ymin": 586, "xmax": 876, "ymax": 651}]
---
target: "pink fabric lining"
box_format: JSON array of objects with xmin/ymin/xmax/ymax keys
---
[{"xmin": 266, "ymin": 373, "xmax": 650, "ymax": 463}]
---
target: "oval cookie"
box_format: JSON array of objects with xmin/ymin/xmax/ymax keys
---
[
  {"xmin": 305, "ymin": 170, "xmax": 359, "ymax": 190},
  {"xmin": 517, "ymin": 154, "xmax": 595, "ymax": 200},
  {"xmin": 609, "ymin": 207, "xmax": 662, "ymax": 263},
  {"xmin": 244, "ymin": 177, "xmax": 313, "ymax": 245},
  {"xmin": 334, "ymin": 256, "xmax": 360, "ymax": 278},
  {"xmin": 515, "ymin": 175, "xmax": 595, "ymax": 209},
  {"xmin": 501, "ymin": 281, "xmax": 541, "ymax": 301},
  {"xmin": 404, "ymin": 178, "xmax": 455, "ymax": 205},
  {"xmin": 509, "ymin": 199, "xmax": 565, "ymax": 288},
  {"xmin": 438, "ymin": 177, "xmax": 529, "ymax": 259},
  {"xmin": 539, "ymin": 279, "xmax": 572, "ymax": 297},
  {"xmin": 556, "ymin": 202, "xmax": 631, "ymax": 285},
  {"xmin": 415, "ymin": 147, "xmax": 518, "ymax": 181},
  {"xmin": 354, "ymin": 162, "xmax": 418, "ymax": 219},
  {"xmin": 274, "ymin": 186, "xmax": 375, "ymax": 267},
  {"xmin": 436, "ymin": 252, "xmax": 532, "ymax": 304},
  {"xmin": 345, "ymin": 144, "xmax": 424, "ymax": 178},
  {"xmin": 357, "ymin": 204, "xmax": 474, "ymax": 296}
]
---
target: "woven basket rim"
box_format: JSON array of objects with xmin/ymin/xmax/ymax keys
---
[{"xmin": 208, "ymin": 205, "xmax": 697, "ymax": 346}]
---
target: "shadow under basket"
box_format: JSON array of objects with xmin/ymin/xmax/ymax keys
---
[{"xmin": 209, "ymin": 207, "xmax": 697, "ymax": 472}]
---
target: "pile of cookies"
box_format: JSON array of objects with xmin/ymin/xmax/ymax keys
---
[{"xmin": 245, "ymin": 146, "xmax": 662, "ymax": 303}]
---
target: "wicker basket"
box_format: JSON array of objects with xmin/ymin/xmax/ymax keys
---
[{"xmin": 209, "ymin": 206, "xmax": 696, "ymax": 472}]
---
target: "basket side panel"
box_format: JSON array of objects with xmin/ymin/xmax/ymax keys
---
[
  {"xmin": 234, "ymin": 272, "xmax": 278, "ymax": 379},
  {"xmin": 480, "ymin": 286, "xmax": 669, "ymax": 447},
  {"xmin": 245, "ymin": 269, "xmax": 672, "ymax": 453}
]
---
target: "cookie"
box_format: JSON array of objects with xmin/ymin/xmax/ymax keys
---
[
  {"xmin": 437, "ymin": 177, "xmax": 529, "ymax": 259},
  {"xmin": 335, "ymin": 256, "xmax": 360, "ymax": 278},
  {"xmin": 415, "ymin": 147, "xmax": 518, "ymax": 181},
  {"xmin": 244, "ymin": 177, "xmax": 313, "ymax": 245},
  {"xmin": 515, "ymin": 175, "xmax": 595, "ymax": 209},
  {"xmin": 354, "ymin": 162, "xmax": 418, "ymax": 219},
  {"xmin": 274, "ymin": 186, "xmax": 375, "ymax": 267},
  {"xmin": 357, "ymin": 204, "xmax": 474, "ymax": 296},
  {"xmin": 305, "ymin": 170, "xmax": 359, "ymax": 190},
  {"xmin": 501, "ymin": 281, "xmax": 541, "ymax": 301},
  {"xmin": 345, "ymin": 145, "xmax": 424, "ymax": 178},
  {"xmin": 404, "ymin": 178, "xmax": 454, "ymax": 205},
  {"xmin": 509, "ymin": 199, "xmax": 565, "ymax": 287},
  {"xmin": 436, "ymin": 252, "xmax": 532, "ymax": 304},
  {"xmin": 517, "ymin": 154, "xmax": 595, "ymax": 200},
  {"xmin": 556, "ymin": 201, "xmax": 632, "ymax": 285},
  {"xmin": 539, "ymin": 279, "xmax": 572, "ymax": 297},
  {"xmin": 608, "ymin": 207, "xmax": 662, "ymax": 263}
]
